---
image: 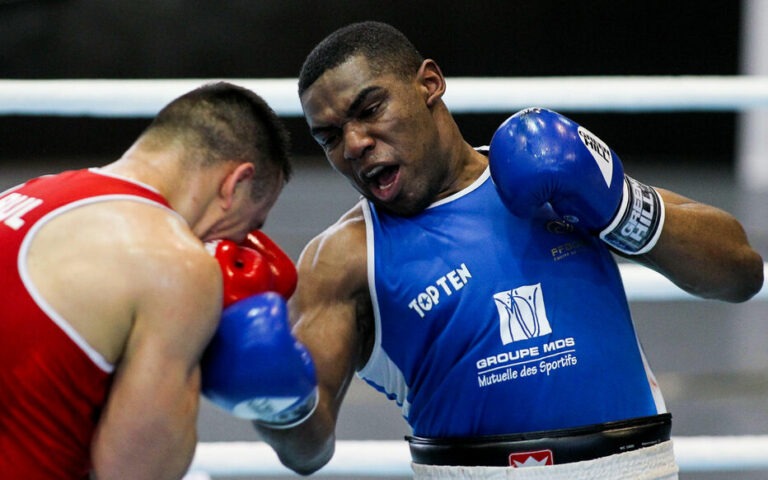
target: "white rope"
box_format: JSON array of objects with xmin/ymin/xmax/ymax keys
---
[
  {"xmin": 188, "ymin": 436, "xmax": 768, "ymax": 477},
  {"xmin": 445, "ymin": 76, "xmax": 768, "ymax": 113},
  {"xmin": 619, "ymin": 263, "xmax": 768, "ymax": 301},
  {"xmin": 0, "ymin": 79, "xmax": 296, "ymax": 117},
  {"xmin": 2, "ymin": 76, "xmax": 768, "ymax": 117},
  {"xmin": 674, "ymin": 436, "xmax": 768, "ymax": 472}
]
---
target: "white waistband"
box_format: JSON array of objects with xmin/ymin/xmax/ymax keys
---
[{"xmin": 411, "ymin": 440, "xmax": 678, "ymax": 480}]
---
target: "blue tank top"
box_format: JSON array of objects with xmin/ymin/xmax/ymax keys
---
[{"xmin": 359, "ymin": 167, "xmax": 665, "ymax": 438}]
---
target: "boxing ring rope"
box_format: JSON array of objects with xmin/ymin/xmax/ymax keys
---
[
  {"xmin": 188, "ymin": 436, "xmax": 768, "ymax": 477},
  {"xmin": 2, "ymin": 77, "xmax": 768, "ymax": 476},
  {"xmin": 2, "ymin": 75, "xmax": 768, "ymax": 117},
  {"xmin": 619, "ymin": 263, "xmax": 768, "ymax": 301}
]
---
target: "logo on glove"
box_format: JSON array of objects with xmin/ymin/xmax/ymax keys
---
[{"xmin": 577, "ymin": 126, "xmax": 613, "ymax": 188}]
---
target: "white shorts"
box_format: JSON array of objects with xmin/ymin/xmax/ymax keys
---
[{"xmin": 411, "ymin": 440, "xmax": 678, "ymax": 480}]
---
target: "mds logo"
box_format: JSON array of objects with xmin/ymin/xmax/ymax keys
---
[{"xmin": 493, "ymin": 283, "xmax": 552, "ymax": 345}]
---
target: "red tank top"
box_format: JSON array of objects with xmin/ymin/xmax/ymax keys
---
[{"xmin": 0, "ymin": 169, "xmax": 173, "ymax": 479}]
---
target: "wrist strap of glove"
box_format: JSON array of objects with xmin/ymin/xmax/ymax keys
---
[
  {"xmin": 599, "ymin": 176, "xmax": 665, "ymax": 255},
  {"xmin": 252, "ymin": 388, "xmax": 319, "ymax": 430}
]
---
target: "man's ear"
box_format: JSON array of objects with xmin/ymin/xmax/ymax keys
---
[
  {"xmin": 418, "ymin": 59, "xmax": 446, "ymax": 107},
  {"xmin": 220, "ymin": 162, "xmax": 255, "ymax": 209}
]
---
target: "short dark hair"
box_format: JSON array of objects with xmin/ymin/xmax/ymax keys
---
[
  {"xmin": 144, "ymin": 81, "xmax": 292, "ymax": 199},
  {"xmin": 298, "ymin": 21, "xmax": 424, "ymax": 96}
]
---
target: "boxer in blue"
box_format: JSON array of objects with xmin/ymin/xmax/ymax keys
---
[{"xmin": 256, "ymin": 21, "xmax": 764, "ymax": 479}]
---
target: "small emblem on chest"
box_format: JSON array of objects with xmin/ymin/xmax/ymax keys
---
[{"xmin": 493, "ymin": 283, "xmax": 552, "ymax": 344}]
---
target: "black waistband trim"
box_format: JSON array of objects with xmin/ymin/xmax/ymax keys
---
[{"xmin": 407, "ymin": 413, "xmax": 672, "ymax": 467}]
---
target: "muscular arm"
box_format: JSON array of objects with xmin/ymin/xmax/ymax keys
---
[
  {"xmin": 90, "ymin": 214, "xmax": 222, "ymax": 479},
  {"xmin": 487, "ymin": 108, "xmax": 763, "ymax": 303},
  {"xmin": 632, "ymin": 188, "xmax": 764, "ymax": 302},
  {"xmin": 255, "ymin": 207, "xmax": 371, "ymax": 475}
]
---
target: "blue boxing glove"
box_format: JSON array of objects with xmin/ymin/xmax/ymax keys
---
[
  {"xmin": 489, "ymin": 107, "xmax": 665, "ymax": 255},
  {"xmin": 201, "ymin": 292, "xmax": 318, "ymax": 428}
]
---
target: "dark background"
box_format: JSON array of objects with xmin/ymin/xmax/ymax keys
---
[{"xmin": 0, "ymin": 0, "xmax": 743, "ymax": 166}]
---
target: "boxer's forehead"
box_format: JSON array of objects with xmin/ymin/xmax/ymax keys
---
[{"xmin": 300, "ymin": 55, "xmax": 396, "ymax": 128}]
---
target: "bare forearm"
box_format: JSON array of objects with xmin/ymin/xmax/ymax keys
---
[
  {"xmin": 635, "ymin": 189, "xmax": 764, "ymax": 302},
  {"xmin": 92, "ymin": 364, "xmax": 202, "ymax": 480},
  {"xmin": 92, "ymin": 402, "xmax": 198, "ymax": 480}
]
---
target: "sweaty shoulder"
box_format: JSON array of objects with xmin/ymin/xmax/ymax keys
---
[
  {"xmin": 295, "ymin": 201, "xmax": 368, "ymax": 303},
  {"xmin": 27, "ymin": 200, "xmax": 221, "ymax": 364}
]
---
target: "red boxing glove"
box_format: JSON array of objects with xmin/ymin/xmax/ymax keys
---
[
  {"xmin": 242, "ymin": 231, "xmax": 298, "ymax": 300},
  {"xmin": 207, "ymin": 231, "xmax": 297, "ymax": 308}
]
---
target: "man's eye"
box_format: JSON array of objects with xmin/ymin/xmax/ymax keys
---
[
  {"xmin": 317, "ymin": 134, "xmax": 338, "ymax": 149},
  {"xmin": 360, "ymin": 104, "xmax": 379, "ymax": 118}
]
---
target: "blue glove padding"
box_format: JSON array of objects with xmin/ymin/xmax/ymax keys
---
[
  {"xmin": 201, "ymin": 292, "xmax": 318, "ymax": 428},
  {"xmin": 489, "ymin": 107, "xmax": 664, "ymax": 254}
]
